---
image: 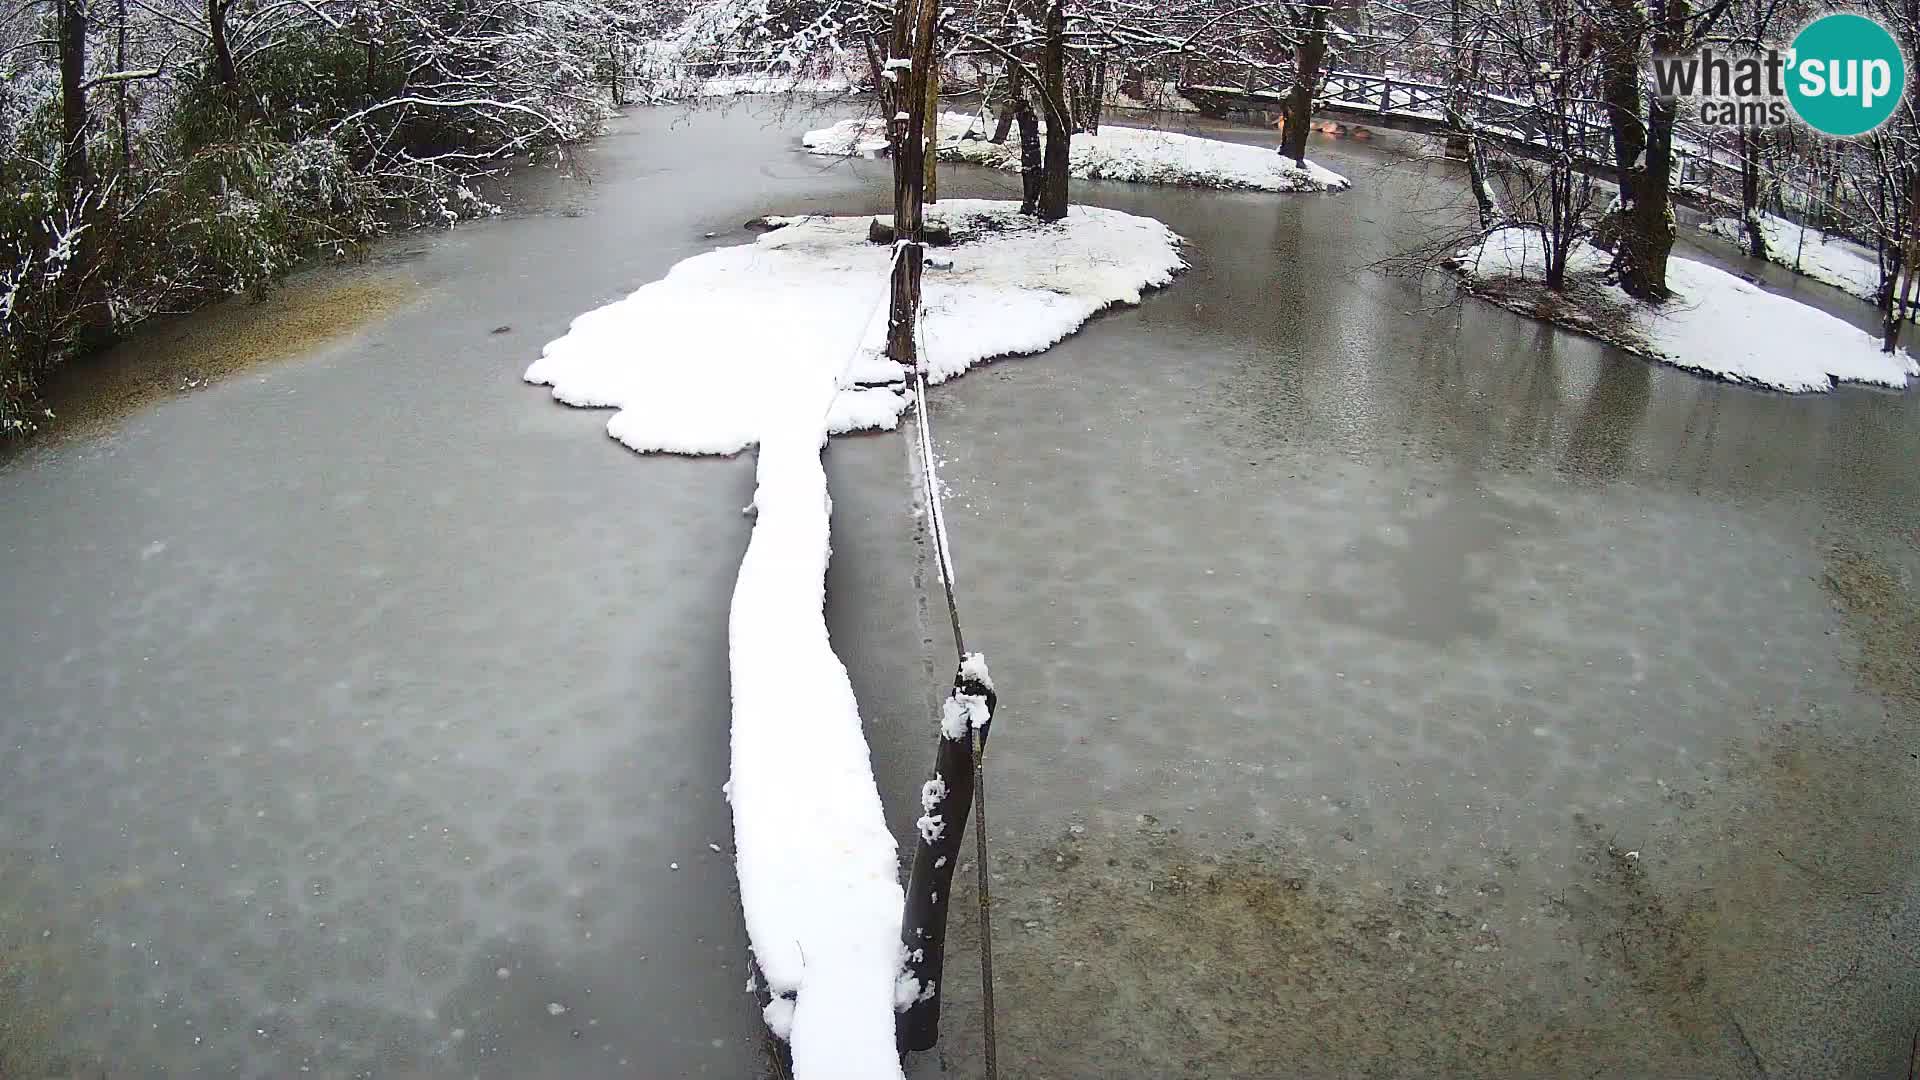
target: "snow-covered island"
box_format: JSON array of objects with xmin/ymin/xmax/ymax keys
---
[
  {"xmin": 803, "ymin": 111, "xmax": 1351, "ymax": 193},
  {"xmin": 526, "ymin": 200, "xmax": 1183, "ymax": 1078},
  {"xmin": 1449, "ymin": 228, "xmax": 1918, "ymax": 394}
]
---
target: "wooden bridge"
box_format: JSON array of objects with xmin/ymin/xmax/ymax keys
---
[{"xmin": 1180, "ymin": 69, "xmax": 1737, "ymax": 211}]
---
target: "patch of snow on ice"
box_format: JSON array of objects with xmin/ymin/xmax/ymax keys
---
[
  {"xmin": 1450, "ymin": 227, "xmax": 1916, "ymax": 393},
  {"xmin": 803, "ymin": 112, "xmax": 1351, "ymax": 193},
  {"xmin": 527, "ymin": 200, "xmax": 1184, "ymax": 454}
]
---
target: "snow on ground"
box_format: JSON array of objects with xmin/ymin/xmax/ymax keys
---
[
  {"xmin": 696, "ymin": 74, "xmax": 853, "ymax": 96},
  {"xmin": 525, "ymin": 200, "xmax": 1182, "ymax": 1078},
  {"xmin": 803, "ymin": 111, "xmax": 1350, "ymax": 193},
  {"xmin": 1705, "ymin": 212, "xmax": 1914, "ymax": 322},
  {"xmin": 1450, "ymin": 227, "xmax": 1917, "ymax": 393},
  {"xmin": 526, "ymin": 200, "xmax": 1185, "ymax": 453}
]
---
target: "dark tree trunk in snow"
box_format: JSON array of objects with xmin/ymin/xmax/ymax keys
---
[
  {"xmin": 1037, "ymin": 0, "xmax": 1070, "ymax": 222},
  {"xmin": 1886, "ymin": 172, "xmax": 1919, "ymax": 354},
  {"xmin": 990, "ymin": 58, "xmax": 1017, "ymax": 143},
  {"xmin": 209, "ymin": 0, "xmax": 239, "ymax": 87},
  {"xmin": 1738, "ymin": 124, "xmax": 1766, "ymax": 258},
  {"xmin": 1611, "ymin": 92, "xmax": 1678, "ymax": 300},
  {"xmin": 1085, "ymin": 58, "xmax": 1105, "ymax": 134},
  {"xmin": 1280, "ymin": 6, "xmax": 1328, "ymax": 167},
  {"xmin": 1463, "ymin": 133, "xmax": 1499, "ymax": 230},
  {"xmin": 885, "ymin": 0, "xmax": 938, "ymax": 368},
  {"xmin": 1015, "ymin": 78, "xmax": 1042, "ymax": 215},
  {"xmin": 924, "ymin": 59, "xmax": 939, "ymax": 203},
  {"xmin": 116, "ymin": 0, "xmax": 131, "ymax": 168},
  {"xmin": 1597, "ymin": 4, "xmax": 1644, "ymax": 195}
]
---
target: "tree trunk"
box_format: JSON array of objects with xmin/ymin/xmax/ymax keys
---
[
  {"xmin": 1596, "ymin": 6, "xmax": 1644, "ymax": 196},
  {"xmin": 1014, "ymin": 71, "xmax": 1042, "ymax": 214},
  {"xmin": 58, "ymin": 0, "xmax": 90, "ymax": 210},
  {"xmin": 1037, "ymin": 0, "xmax": 1070, "ymax": 221},
  {"xmin": 1280, "ymin": 6, "xmax": 1328, "ymax": 167},
  {"xmin": 1611, "ymin": 93, "xmax": 1677, "ymax": 300},
  {"xmin": 990, "ymin": 58, "xmax": 1016, "ymax": 143},
  {"xmin": 1463, "ymin": 133, "xmax": 1499, "ymax": 229},
  {"xmin": 924, "ymin": 59, "xmax": 939, "ymax": 204},
  {"xmin": 885, "ymin": 0, "xmax": 938, "ymax": 368},
  {"xmin": 1602, "ymin": 0, "xmax": 1689, "ymax": 300},
  {"xmin": 1738, "ymin": 123, "xmax": 1766, "ymax": 258},
  {"xmin": 1885, "ymin": 171, "xmax": 1919, "ymax": 354},
  {"xmin": 115, "ymin": 0, "xmax": 131, "ymax": 168},
  {"xmin": 1085, "ymin": 58, "xmax": 1105, "ymax": 134},
  {"xmin": 209, "ymin": 0, "xmax": 238, "ymax": 87}
]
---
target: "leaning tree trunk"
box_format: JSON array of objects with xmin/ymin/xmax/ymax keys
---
[
  {"xmin": 1036, "ymin": 0, "xmax": 1071, "ymax": 222},
  {"xmin": 991, "ymin": 56, "xmax": 1017, "ymax": 143},
  {"xmin": 1280, "ymin": 6, "xmax": 1328, "ymax": 167},
  {"xmin": 208, "ymin": 0, "xmax": 239, "ymax": 88}
]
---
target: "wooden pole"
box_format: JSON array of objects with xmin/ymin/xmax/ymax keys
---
[{"xmin": 897, "ymin": 665, "xmax": 996, "ymax": 1053}]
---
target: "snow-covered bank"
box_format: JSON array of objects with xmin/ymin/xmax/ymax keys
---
[
  {"xmin": 1704, "ymin": 212, "xmax": 1915, "ymax": 322},
  {"xmin": 525, "ymin": 200, "xmax": 1183, "ymax": 1076},
  {"xmin": 803, "ymin": 111, "xmax": 1351, "ymax": 193},
  {"xmin": 1449, "ymin": 228, "xmax": 1917, "ymax": 393}
]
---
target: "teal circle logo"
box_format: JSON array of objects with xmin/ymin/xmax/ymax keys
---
[{"xmin": 1786, "ymin": 13, "xmax": 1906, "ymax": 136}]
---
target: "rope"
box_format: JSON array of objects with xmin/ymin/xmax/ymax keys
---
[{"xmin": 910, "ymin": 272, "xmax": 998, "ymax": 1080}]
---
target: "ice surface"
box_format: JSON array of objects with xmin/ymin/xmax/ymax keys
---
[{"xmin": 526, "ymin": 199, "xmax": 1182, "ymax": 1079}]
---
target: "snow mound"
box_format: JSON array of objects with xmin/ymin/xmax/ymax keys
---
[
  {"xmin": 803, "ymin": 112, "xmax": 1351, "ymax": 193},
  {"xmin": 524, "ymin": 199, "xmax": 1182, "ymax": 1079},
  {"xmin": 525, "ymin": 199, "xmax": 1186, "ymax": 454},
  {"xmin": 1705, "ymin": 212, "xmax": 1916, "ymax": 323},
  {"xmin": 1450, "ymin": 227, "xmax": 1917, "ymax": 393}
]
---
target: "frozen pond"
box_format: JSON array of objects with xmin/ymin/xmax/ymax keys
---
[{"xmin": 3, "ymin": 102, "xmax": 1918, "ymax": 1078}]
